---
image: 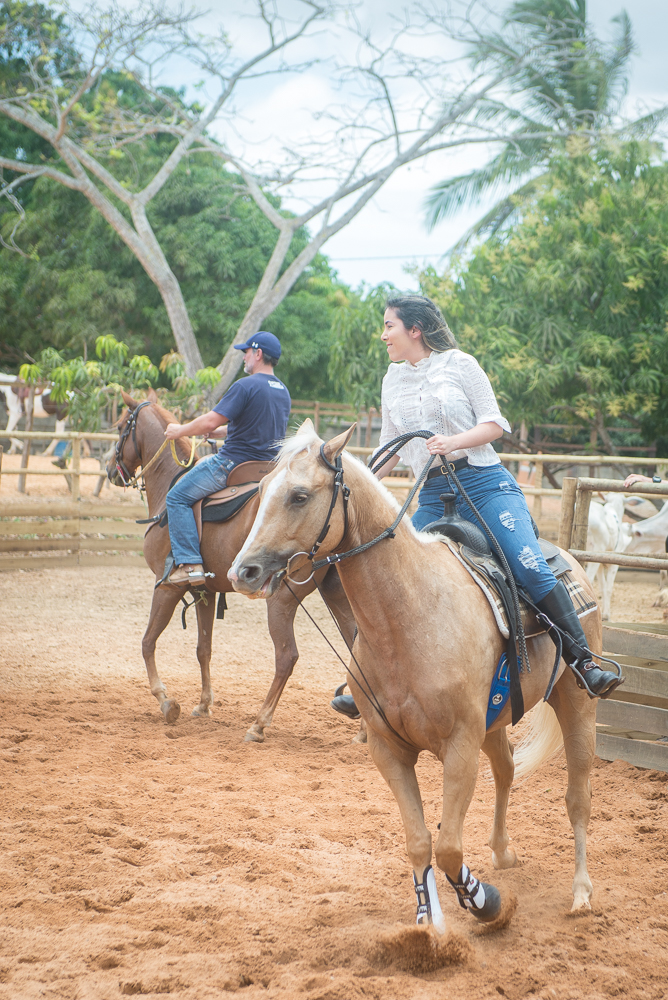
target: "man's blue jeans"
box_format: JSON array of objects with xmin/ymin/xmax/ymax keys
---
[
  {"xmin": 411, "ymin": 463, "xmax": 556, "ymax": 602},
  {"xmin": 166, "ymin": 453, "xmax": 236, "ymax": 566}
]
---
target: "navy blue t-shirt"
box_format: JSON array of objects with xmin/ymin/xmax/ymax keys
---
[{"xmin": 213, "ymin": 372, "xmax": 291, "ymax": 465}]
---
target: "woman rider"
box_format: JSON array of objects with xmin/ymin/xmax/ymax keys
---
[{"xmin": 331, "ymin": 295, "xmax": 620, "ymax": 719}]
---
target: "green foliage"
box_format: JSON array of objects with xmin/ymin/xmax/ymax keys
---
[
  {"xmin": 424, "ymin": 0, "xmax": 664, "ymax": 245},
  {"xmin": 0, "ymin": 10, "xmax": 347, "ymax": 400},
  {"xmin": 419, "ymin": 142, "xmax": 668, "ymax": 450},
  {"xmin": 18, "ymin": 335, "xmax": 159, "ymax": 432},
  {"xmin": 328, "ymin": 284, "xmax": 396, "ymax": 409},
  {"xmin": 0, "ymin": 136, "xmax": 347, "ymax": 398}
]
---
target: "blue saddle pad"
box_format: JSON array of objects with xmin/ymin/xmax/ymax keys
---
[{"xmin": 486, "ymin": 652, "xmax": 520, "ymax": 730}]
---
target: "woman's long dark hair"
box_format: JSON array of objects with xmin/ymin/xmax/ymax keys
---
[{"xmin": 385, "ymin": 295, "xmax": 457, "ymax": 352}]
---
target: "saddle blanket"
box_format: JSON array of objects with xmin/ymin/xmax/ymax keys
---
[{"xmin": 440, "ymin": 537, "xmax": 597, "ymax": 641}]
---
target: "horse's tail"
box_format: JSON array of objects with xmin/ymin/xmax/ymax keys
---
[{"xmin": 511, "ymin": 701, "xmax": 563, "ymax": 783}]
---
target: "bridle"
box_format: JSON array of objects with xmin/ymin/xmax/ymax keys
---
[
  {"xmin": 284, "ymin": 436, "xmax": 433, "ymax": 586},
  {"xmin": 114, "ymin": 400, "xmax": 152, "ymax": 487},
  {"xmin": 113, "ymin": 400, "xmax": 199, "ymax": 490}
]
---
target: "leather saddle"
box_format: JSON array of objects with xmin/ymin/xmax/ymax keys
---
[
  {"xmin": 422, "ymin": 502, "xmax": 572, "ymax": 632},
  {"xmin": 196, "ymin": 459, "xmax": 274, "ymax": 533},
  {"xmin": 142, "ymin": 459, "xmax": 274, "ymax": 539}
]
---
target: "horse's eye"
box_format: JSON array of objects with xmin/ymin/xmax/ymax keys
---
[{"xmin": 291, "ymin": 493, "xmax": 309, "ymax": 506}]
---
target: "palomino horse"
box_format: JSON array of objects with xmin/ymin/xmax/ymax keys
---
[
  {"xmin": 107, "ymin": 391, "xmax": 355, "ymax": 741},
  {"xmin": 229, "ymin": 423, "xmax": 601, "ymax": 930}
]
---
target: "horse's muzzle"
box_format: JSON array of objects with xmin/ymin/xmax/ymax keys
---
[{"xmin": 228, "ymin": 552, "xmax": 286, "ymax": 599}]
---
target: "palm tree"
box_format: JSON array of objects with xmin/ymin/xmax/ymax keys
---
[{"xmin": 425, "ymin": 0, "xmax": 663, "ymax": 246}]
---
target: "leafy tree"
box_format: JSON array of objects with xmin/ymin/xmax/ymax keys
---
[
  {"xmin": 419, "ymin": 142, "xmax": 668, "ymax": 453},
  {"xmin": 0, "ymin": 133, "xmax": 347, "ymax": 399},
  {"xmin": 1, "ymin": 0, "xmax": 616, "ymax": 395},
  {"xmin": 328, "ymin": 284, "xmax": 396, "ymax": 410},
  {"xmin": 424, "ymin": 0, "xmax": 666, "ymax": 245}
]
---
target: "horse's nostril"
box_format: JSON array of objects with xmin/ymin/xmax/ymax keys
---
[{"xmin": 239, "ymin": 563, "xmax": 263, "ymax": 584}]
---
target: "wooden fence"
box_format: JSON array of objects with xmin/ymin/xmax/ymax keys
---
[
  {"xmin": 553, "ymin": 476, "xmax": 668, "ymax": 773},
  {"xmin": 0, "ymin": 500, "xmax": 146, "ymax": 571},
  {"xmin": 597, "ymin": 624, "xmax": 668, "ymax": 773}
]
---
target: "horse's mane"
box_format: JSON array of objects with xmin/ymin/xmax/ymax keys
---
[
  {"xmin": 277, "ymin": 425, "xmax": 322, "ymax": 464},
  {"xmin": 277, "ymin": 426, "xmax": 417, "ymax": 525}
]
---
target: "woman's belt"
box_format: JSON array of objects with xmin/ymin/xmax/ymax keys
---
[{"xmin": 427, "ymin": 458, "xmax": 469, "ymax": 480}]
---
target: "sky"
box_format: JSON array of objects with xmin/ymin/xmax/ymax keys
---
[
  {"xmin": 324, "ymin": 0, "xmax": 668, "ymax": 289},
  {"xmin": 113, "ymin": 0, "xmax": 668, "ymax": 292}
]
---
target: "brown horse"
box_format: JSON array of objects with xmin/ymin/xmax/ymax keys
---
[
  {"xmin": 107, "ymin": 391, "xmax": 355, "ymax": 740},
  {"xmin": 229, "ymin": 423, "xmax": 601, "ymax": 931}
]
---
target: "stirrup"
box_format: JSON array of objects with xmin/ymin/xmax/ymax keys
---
[{"xmin": 568, "ymin": 656, "xmax": 624, "ymax": 700}]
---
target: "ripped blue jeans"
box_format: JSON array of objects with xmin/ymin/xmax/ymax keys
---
[{"xmin": 411, "ymin": 463, "xmax": 556, "ymax": 602}]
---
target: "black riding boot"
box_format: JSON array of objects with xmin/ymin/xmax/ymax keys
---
[{"xmin": 537, "ymin": 581, "xmax": 622, "ymax": 698}]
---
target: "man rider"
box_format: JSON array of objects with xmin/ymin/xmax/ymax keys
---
[{"xmin": 162, "ymin": 332, "xmax": 291, "ymax": 587}]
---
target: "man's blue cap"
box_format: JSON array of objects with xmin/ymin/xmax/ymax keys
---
[{"xmin": 234, "ymin": 331, "xmax": 281, "ymax": 359}]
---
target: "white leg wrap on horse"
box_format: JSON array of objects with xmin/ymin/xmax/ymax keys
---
[
  {"xmin": 446, "ymin": 863, "xmax": 501, "ymax": 922},
  {"xmin": 413, "ymin": 865, "xmax": 446, "ymax": 934}
]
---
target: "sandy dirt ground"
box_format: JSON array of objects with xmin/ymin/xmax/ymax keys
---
[{"xmin": 1, "ymin": 565, "xmax": 668, "ymax": 1000}]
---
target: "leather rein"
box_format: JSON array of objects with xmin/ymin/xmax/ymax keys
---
[{"xmin": 283, "ymin": 434, "xmax": 435, "ymax": 586}]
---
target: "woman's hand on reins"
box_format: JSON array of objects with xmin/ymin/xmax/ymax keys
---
[
  {"xmin": 426, "ymin": 434, "xmax": 458, "ymax": 456},
  {"xmin": 426, "ymin": 422, "xmax": 504, "ymax": 457}
]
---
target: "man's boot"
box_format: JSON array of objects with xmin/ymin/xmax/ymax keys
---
[{"xmin": 537, "ymin": 581, "xmax": 622, "ymax": 698}]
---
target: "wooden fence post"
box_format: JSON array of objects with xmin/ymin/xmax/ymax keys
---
[
  {"xmin": 558, "ymin": 477, "xmax": 577, "ymax": 550},
  {"xmin": 18, "ymin": 386, "xmax": 35, "ymax": 494},
  {"xmin": 313, "ymin": 400, "xmax": 320, "ymax": 434},
  {"xmin": 533, "ymin": 460, "xmax": 543, "ymax": 520},
  {"xmin": 0, "ymin": 444, "xmax": 3, "ymax": 493},
  {"xmin": 571, "ymin": 480, "xmax": 592, "ymax": 551},
  {"xmin": 365, "ymin": 407, "xmax": 376, "ymax": 448},
  {"xmin": 71, "ymin": 437, "xmax": 81, "ymax": 502}
]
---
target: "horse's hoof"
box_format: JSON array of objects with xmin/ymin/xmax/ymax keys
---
[
  {"xmin": 162, "ymin": 699, "xmax": 181, "ymax": 725},
  {"xmin": 491, "ymin": 847, "xmax": 517, "ymax": 870},
  {"xmin": 352, "ymin": 727, "xmax": 367, "ymax": 744},
  {"xmin": 244, "ymin": 727, "xmax": 265, "ymax": 743},
  {"xmin": 471, "ymin": 883, "xmax": 502, "ymax": 922},
  {"xmin": 571, "ymin": 892, "xmax": 592, "ymax": 912},
  {"xmin": 191, "ymin": 706, "xmax": 212, "ymax": 718}
]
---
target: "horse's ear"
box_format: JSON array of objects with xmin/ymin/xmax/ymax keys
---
[
  {"xmin": 298, "ymin": 417, "xmax": 315, "ymax": 433},
  {"xmin": 120, "ymin": 389, "xmax": 139, "ymax": 410},
  {"xmin": 146, "ymin": 387, "xmax": 158, "ymax": 403},
  {"xmin": 323, "ymin": 423, "xmax": 356, "ymax": 463}
]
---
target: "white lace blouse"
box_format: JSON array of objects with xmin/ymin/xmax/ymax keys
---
[{"xmin": 377, "ymin": 349, "xmax": 511, "ymax": 479}]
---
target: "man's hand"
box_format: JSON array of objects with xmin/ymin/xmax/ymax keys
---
[
  {"xmin": 164, "ymin": 422, "xmax": 183, "ymax": 440},
  {"xmin": 623, "ymin": 473, "xmax": 651, "ymax": 488}
]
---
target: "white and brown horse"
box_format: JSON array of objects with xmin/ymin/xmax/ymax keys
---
[
  {"xmin": 0, "ymin": 374, "xmax": 69, "ymax": 454},
  {"xmin": 107, "ymin": 391, "xmax": 356, "ymax": 740},
  {"xmin": 229, "ymin": 423, "xmax": 601, "ymax": 931}
]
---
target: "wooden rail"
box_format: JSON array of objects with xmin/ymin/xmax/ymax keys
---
[
  {"xmin": 558, "ymin": 476, "xmax": 668, "ymax": 569},
  {"xmin": 597, "ymin": 624, "xmax": 668, "ymax": 773},
  {"xmin": 0, "ymin": 500, "xmax": 147, "ymax": 571}
]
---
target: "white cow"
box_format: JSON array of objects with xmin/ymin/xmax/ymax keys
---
[
  {"xmin": 586, "ymin": 494, "xmax": 629, "ymax": 620},
  {"xmin": 624, "ymin": 499, "xmax": 668, "ymax": 595},
  {"xmin": 0, "ymin": 373, "xmax": 68, "ymax": 454}
]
